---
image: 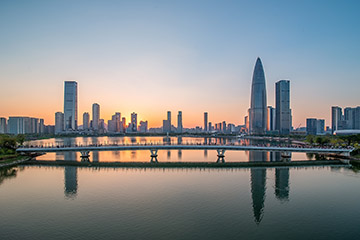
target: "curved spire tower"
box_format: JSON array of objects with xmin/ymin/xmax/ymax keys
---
[{"xmin": 249, "ymin": 57, "xmax": 267, "ymax": 135}]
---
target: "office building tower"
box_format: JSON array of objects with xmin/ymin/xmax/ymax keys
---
[
  {"xmin": 131, "ymin": 112, "xmax": 137, "ymax": 132},
  {"xmin": 208, "ymin": 122, "xmax": 212, "ymax": 132},
  {"xmin": 267, "ymin": 106, "xmax": 276, "ymax": 131},
  {"xmin": 344, "ymin": 107, "xmax": 355, "ymax": 129},
  {"xmin": 249, "ymin": 58, "xmax": 267, "ymax": 135},
  {"xmin": 92, "ymin": 103, "xmax": 100, "ymax": 131},
  {"xmin": 306, "ymin": 118, "xmax": 325, "ymax": 135},
  {"xmin": 30, "ymin": 118, "xmax": 39, "ymax": 134},
  {"xmin": 113, "ymin": 112, "xmax": 121, "ymax": 132},
  {"xmin": 163, "ymin": 111, "xmax": 172, "ymax": 133},
  {"xmin": 177, "ymin": 111, "xmax": 183, "ymax": 133},
  {"xmin": 331, "ymin": 106, "xmax": 342, "ymax": 134},
  {"xmin": 121, "ymin": 117, "xmax": 126, "ymax": 133},
  {"xmin": 63, "ymin": 81, "xmax": 78, "ymax": 130},
  {"xmin": 83, "ymin": 112, "xmax": 90, "ymax": 130},
  {"xmin": 355, "ymin": 107, "xmax": 360, "ymax": 129},
  {"xmin": 139, "ymin": 121, "xmax": 148, "ymax": 133},
  {"xmin": 8, "ymin": 117, "xmax": 30, "ymax": 134},
  {"xmin": 275, "ymin": 80, "xmax": 292, "ymax": 134},
  {"xmin": 0, "ymin": 117, "xmax": 7, "ymax": 133},
  {"xmin": 204, "ymin": 112, "xmax": 208, "ymax": 132},
  {"xmin": 39, "ymin": 119, "xmax": 45, "ymax": 134},
  {"xmin": 55, "ymin": 112, "xmax": 64, "ymax": 134},
  {"xmin": 222, "ymin": 121, "xmax": 227, "ymax": 133}
]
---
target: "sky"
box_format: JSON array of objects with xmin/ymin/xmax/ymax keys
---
[{"xmin": 0, "ymin": 0, "xmax": 359, "ymax": 128}]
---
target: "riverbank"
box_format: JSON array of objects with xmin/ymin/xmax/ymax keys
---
[
  {"xmin": 20, "ymin": 159, "xmax": 347, "ymax": 169},
  {"xmin": 0, "ymin": 155, "xmax": 31, "ymax": 168}
]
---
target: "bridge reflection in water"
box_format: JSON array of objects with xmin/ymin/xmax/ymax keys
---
[{"xmin": 56, "ymin": 150, "xmax": 289, "ymax": 224}]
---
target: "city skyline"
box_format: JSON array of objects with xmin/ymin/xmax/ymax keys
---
[{"xmin": 1, "ymin": 1, "xmax": 359, "ymax": 128}]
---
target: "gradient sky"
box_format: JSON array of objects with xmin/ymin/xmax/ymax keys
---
[{"xmin": 1, "ymin": 0, "xmax": 359, "ymax": 128}]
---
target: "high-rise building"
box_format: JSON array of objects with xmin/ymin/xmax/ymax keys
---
[
  {"xmin": 92, "ymin": 103, "xmax": 100, "ymax": 131},
  {"xmin": 306, "ymin": 118, "xmax": 325, "ymax": 135},
  {"xmin": 204, "ymin": 112, "xmax": 208, "ymax": 132},
  {"xmin": 8, "ymin": 117, "xmax": 31, "ymax": 134},
  {"xmin": 139, "ymin": 121, "xmax": 148, "ymax": 133},
  {"xmin": 344, "ymin": 107, "xmax": 355, "ymax": 129},
  {"xmin": 222, "ymin": 121, "xmax": 227, "ymax": 133},
  {"xmin": 267, "ymin": 106, "xmax": 276, "ymax": 131},
  {"xmin": 83, "ymin": 112, "xmax": 90, "ymax": 130},
  {"xmin": 55, "ymin": 112, "xmax": 64, "ymax": 134},
  {"xmin": 39, "ymin": 119, "xmax": 45, "ymax": 134},
  {"xmin": 163, "ymin": 111, "xmax": 172, "ymax": 133},
  {"xmin": 248, "ymin": 58, "xmax": 267, "ymax": 135},
  {"xmin": 331, "ymin": 106, "xmax": 342, "ymax": 134},
  {"xmin": 208, "ymin": 122, "xmax": 212, "ymax": 132},
  {"xmin": 131, "ymin": 112, "xmax": 137, "ymax": 132},
  {"xmin": 275, "ymin": 80, "xmax": 292, "ymax": 134},
  {"xmin": 0, "ymin": 117, "xmax": 7, "ymax": 134},
  {"xmin": 121, "ymin": 117, "xmax": 126, "ymax": 133},
  {"xmin": 30, "ymin": 118, "xmax": 39, "ymax": 134},
  {"xmin": 177, "ymin": 111, "xmax": 183, "ymax": 133},
  {"xmin": 63, "ymin": 81, "xmax": 78, "ymax": 130},
  {"xmin": 167, "ymin": 111, "xmax": 171, "ymax": 130}
]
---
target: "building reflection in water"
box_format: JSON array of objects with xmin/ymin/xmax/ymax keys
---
[
  {"xmin": 63, "ymin": 152, "xmax": 78, "ymax": 199},
  {"xmin": 167, "ymin": 150, "xmax": 171, "ymax": 160},
  {"xmin": 92, "ymin": 151, "xmax": 99, "ymax": 162},
  {"xmin": 204, "ymin": 150, "xmax": 208, "ymax": 158},
  {"xmin": 249, "ymin": 151, "xmax": 267, "ymax": 224},
  {"xmin": 249, "ymin": 151, "xmax": 290, "ymax": 223},
  {"xmin": 270, "ymin": 152, "xmax": 290, "ymax": 201},
  {"xmin": 178, "ymin": 150, "xmax": 182, "ymax": 160}
]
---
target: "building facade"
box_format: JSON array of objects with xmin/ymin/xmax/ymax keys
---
[
  {"xmin": 204, "ymin": 112, "xmax": 208, "ymax": 132},
  {"xmin": 92, "ymin": 103, "xmax": 100, "ymax": 131},
  {"xmin": 248, "ymin": 58, "xmax": 267, "ymax": 135},
  {"xmin": 275, "ymin": 80, "xmax": 292, "ymax": 134},
  {"xmin": 0, "ymin": 117, "xmax": 7, "ymax": 133},
  {"xmin": 177, "ymin": 111, "xmax": 183, "ymax": 133},
  {"xmin": 55, "ymin": 112, "xmax": 64, "ymax": 134},
  {"xmin": 63, "ymin": 81, "xmax": 78, "ymax": 130}
]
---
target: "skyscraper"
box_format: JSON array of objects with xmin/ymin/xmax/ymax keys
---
[
  {"xmin": 0, "ymin": 117, "xmax": 7, "ymax": 134},
  {"xmin": 331, "ymin": 106, "xmax": 342, "ymax": 134},
  {"xmin": 275, "ymin": 80, "xmax": 292, "ymax": 134},
  {"xmin": 63, "ymin": 81, "xmax": 78, "ymax": 130},
  {"xmin": 92, "ymin": 103, "xmax": 100, "ymax": 131},
  {"xmin": 131, "ymin": 112, "xmax": 137, "ymax": 132},
  {"xmin": 167, "ymin": 111, "xmax": 171, "ymax": 130},
  {"xmin": 55, "ymin": 112, "xmax": 64, "ymax": 134},
  {"xmin": 83, "ymin": 112, "xmax": 90, "ymax": 130},
  {"xmin": 177, "ymin": 111, "xmax": 183, "ymax": 133},
  {"xmin": 249, "ymin": 58, "xmax": 267, "ymax": 135},
  {"xmin": 267, "ymin": 106, "xmax": 275, "ymax": 131},
  {"xmin": 204, "ymin": 112, "xmax": 208, "ymax": 132}
]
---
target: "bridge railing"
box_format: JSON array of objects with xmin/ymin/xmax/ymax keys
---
[{"xmin": 18, "ymin": 141, "xmax": 353, "ymax": 151}]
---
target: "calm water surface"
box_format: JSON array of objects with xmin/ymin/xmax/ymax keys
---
[
  {"xmin": 1, "ymin": 137, "xmax": 358, "ymax": 239},
  {"xmin": 27, "ymin": 136, "xmax": 315, "ymax": 162}
]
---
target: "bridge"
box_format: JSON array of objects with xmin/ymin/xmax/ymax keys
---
[{"xmin": 16, "ymin": 143, "xmax": 353, "ymax": 162}]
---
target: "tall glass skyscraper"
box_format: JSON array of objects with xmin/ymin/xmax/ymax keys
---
[
  {"xmin": 275, "ymin": 80, "xmax": 292, "ymax": 134},
  {"xmin": 92, "ymin": 103, "xmax": 100, "ymax": 131},
  {"xmin": 249, "ymin": 58, "xmax": 267, "ymax": 135},
  {"xmin": 63, "ymin": 81, "xmax": 78, "ymax": 130}
]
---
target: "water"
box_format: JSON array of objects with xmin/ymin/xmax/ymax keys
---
[
  {"xmin": 27, "ymin": 136, "xmax": 315, "ymax": 162},
  {"xmin": 1, "ymin": 137, "xmax": 359, "ymax": 239}
]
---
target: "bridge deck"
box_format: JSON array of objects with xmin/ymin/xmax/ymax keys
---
[{"xmin": 16, "ymin": 144, "xmax": 353, "ymax": 154}]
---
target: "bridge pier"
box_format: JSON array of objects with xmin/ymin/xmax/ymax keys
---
[
  {"xmin": 150, "ymin": 149, "xmax": 158, "ymax": 163},
  {"xmin": 216, "ymin": 149, "xmax": 226, "ymax": 163},
  {"xmin": 80, "ymin": 151, "xmax": 90, "ymax": 162},
  {"xmin": 281, "ymin": 152, "xmax": 291, "ymax": 161}
]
